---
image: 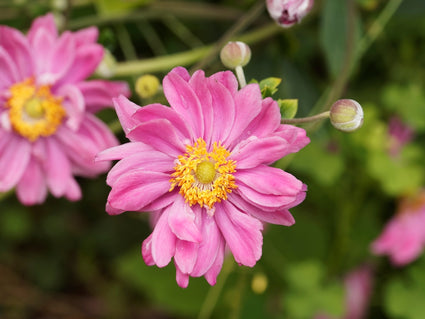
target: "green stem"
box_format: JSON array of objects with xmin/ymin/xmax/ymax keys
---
[
  {"xmin": 198, "ymin": 257, "xmax": 234, "ymax": 319},
  {"xmin": 113, "ymin": 24, "xmax": 280, "ymax": 76},
  {"xmin": 356, "ymin": 0, "xmax": 404, "ymax": 59},
  {"xmin": 282, "ymin": 111, "xmax": 330, "ymax": 125},
  {"xmin": 235, "ymin": 66, "xmax": 247, "ymax": 88},
  {"xmin": 192, "ymin": 0, "xmax": 265, "ymax": 70}
]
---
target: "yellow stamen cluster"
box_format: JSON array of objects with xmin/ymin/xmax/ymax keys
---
[
  {"xmin": 170, "ymin": 138, "xmax": 237, "ymax": 208},
  {"xmin": 6, "ymin": 78, "xmax": 66, "ymax": 142}
]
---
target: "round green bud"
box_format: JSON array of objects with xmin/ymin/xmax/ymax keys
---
[
  {"xmin": 330, "ymin": 99, "xmax": 364, "ymax": 132},
  {"xmin": 135, "ymin": 74, "xmax": 160, "ymax": 99},
  {"xmin": 220, "ymin": 41, "xmax": 251, "ymax": 69}
]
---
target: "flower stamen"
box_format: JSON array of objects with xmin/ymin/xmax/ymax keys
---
[
  {"xmin": 6, "ymin": 78, "xmax": 66, "ymax": 141},
  {"xmin": 169, "ymin": 138, "xmax": 237, "ymax": 209}
]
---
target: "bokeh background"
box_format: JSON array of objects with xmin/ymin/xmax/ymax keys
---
[{"xmin": 1, "ymin": 0, "xmax": 425, "ymax": 318}]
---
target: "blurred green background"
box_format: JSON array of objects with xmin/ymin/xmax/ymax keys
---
[{"xmin": 1, "ymin": 0, "xmax": 425, "ymax": 318}]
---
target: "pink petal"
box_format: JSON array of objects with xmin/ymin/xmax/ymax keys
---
[
  {"xmin": 57, "ymin": 43, "xmax": 104, "ymax": 84},
  {"xmin": 73, "ymin": 27, "xmax": 98, "ymax": 46},
  {"xmin": 188, "ymin": 70, "xmax": 213, "ymax": 144},
  {"xmin": 106, "ymin": 150, "xmax": 173, "ymax": 185},
  {"xmin": 56, "ymin": 84, "xmax": 85, "ymax": 131},
  {"xmin": 16, "ymin": 159, "xmax": 47, "ymax": 205},
  {"xmin": 204, "ymin": 238, "xmax": 225, "ymax": 285},
  {"xmin": 113, "ymin": 95, "xmax": 143, "ymax": 134},
  {"xmin": 143, "ymin": 190, "xmax": 179, "ymax": 212},
  {"xmin": 208, "ymin": 76, "xmax": 235, "ymax": 144},
  {"xmin": 228, "ymin": 193, "xmax": 295, "ymax": 226},
  {"xmin": 127, "ymin": 119, "xmax": 186, "ymax": 157},
  {"xmin": 64, "ymin": 177, "xmax": 82, "ymax": 201},
  {"xmin": 96, "ymin": 142, "xmax": 153, "ymax": 162},
  {"xmin": 167, "ymin": 196, "xmax": 202, "ymax": 242},
  {"xmin": 131, "ymin": 103, "xmax": 192, "ymax": 140},
  {"xmin": 176, "ymin": 266, "xmax": 190, "ymax": 288},
  {"xmin": 0, "ymin": 134, "xmax": 31, "ymax": 192},
  {"xmin": 225, "ymin": 83, "xmax": 262, "ymax": 146},
  {"xmin": 209, "ymin": 70, "xmax": 239, "ymax": 96},
  {"xmin": 29, "ymin": 27, "xmax": 56, "ymax": 77},
  {"xmin": 215, "ymin": 201, "xmax": 263, "ymax": 267},
  {"xmin": 141, "ymin": 234, "xmax": 155, "ymax": 266},
  {"xmin": 191, "ymin": 211, "xmax": 222, "ymax": 276},
  {"xmin": 163, "ymin": 68, "xmax": 204, "ymax": 138},
  {"xmin": 77, "ymin": 80, "xmax": 130, "ymax": 113},
  {"xmin": 0, "ymin": 26, "xmax": 33, "ymax": 79},
  {"xmin": 39, "ymin": 31, "xmax": 75, "ymax": 85},
  {"xmin": 275, "ymin": 124, "xmax": 310, "ymax": 156},
  {"xmin": 44, "ymin": 138, "xmax": 71, "ymax": 197},
  {"xmin": 174, "ymin": 239, "xmax": 199, "ymax": 274},
  {"xmin": 235, "ymin": 165, "xmax": 303, "ymax": 196},
  {"xmin": 233, "ymin": 97, "xmax": 281, "ymax": 145},
  {"xmin": 230, "ymin": 136, "xmax": 289, "ymax": 169},
  {"xmin": 107, "ymin": 170, "xmax": 171, "ymax": 213},
  {"xmin": 0, "ymin": 47, "xmax": 19, "ymax": 89},
  {"xmin": 151, "ymin": 210, "xmax": 177, "ymax": 267},
  {"xmin": 27, "ymin": 13, "xmax": 58, "ymax": 42}
]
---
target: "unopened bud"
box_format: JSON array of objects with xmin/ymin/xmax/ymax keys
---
[
  {"xmin": 251, "ymin": 272, "xmax": 268, "ymax": 294},
  {"xmin": 220, "ymin": 41, "xmax": 251, "ymax": 69},
  {"xmin": 330, "ymin": 99, "xmax": 364, "ymax": 132},
  {"xmin": 135, "ymin": 74, "xmax": 160, "ymax": 99},
  {"xmin": 95, "ymin": 49, "xmax": 117, "ymax": 78},
  {"xmin": 266, "ymin": 0, "xmax": 314, "ymax": 28}
]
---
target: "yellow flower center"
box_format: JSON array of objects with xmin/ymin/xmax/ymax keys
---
[
  {"xmin": 6, "ymin": 78, "xmax": 66, "ymax": 142},
  {"xmin": 170, "ymin": 138, "xmax": 237, "ymax": 208}
]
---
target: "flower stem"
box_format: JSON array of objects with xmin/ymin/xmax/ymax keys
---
[
  {"xmin": 113, "ymin": 23, "xmax": 280, "ymax": 76},
  {"xmin": 281, "ymin": 111, "xmax": 330, "ymax": 125},
  {"xmin": 198, "ymin": 257, "xmax": 234, "ymax": 319},
  {"xmin": 235, "ymin": 66, "xmax": 247, "ymax": 88}
]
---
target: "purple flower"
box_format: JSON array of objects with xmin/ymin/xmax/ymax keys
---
[
  {"xmin": 266, "ymin": 0, "xmax": 314, "ymax": 28},
  {"xmin": 0, "ymin": 13, "xmax": 130, "ymax": 204},
  {"xmin": 371, "ymin": 190, "xmax": 425, "ymax": 266},
  {"xmin": 98, "ymin": 67, "xmax": 310, "ymax": 287}
]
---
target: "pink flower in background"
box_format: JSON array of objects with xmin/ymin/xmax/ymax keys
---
[
  {"xmin": 97, "ymin": 67, "xmax": 309, "ymax": 287},
  {"xmin": 0, "ymin": 13, "xmax": 130, "ymax": 204},
  {"xmin": 314, "ymin": 266, "xmax": 373, "ymax": 319},
  {"xmin": 266, "ymin": 0, "xmax": 314, "ymax": 28},
  {"xmin": 387, "ymin": 116, "xmax": 414, "ymax": 157},
  {"xmin": 371, "ymin": 190, "xmax": 425, "ymax": 266}
]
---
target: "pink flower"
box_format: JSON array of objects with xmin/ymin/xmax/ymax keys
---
[
  {"xmin": 387, "ymin": 116, "xmax": 414, "ymax": 157},
  {"xmin": 97, "ymin": 67, "xmax": 310, "ymax": 287},
  {"xmin": 371, "ymin": 190, "xmax": 425, "ymax": 266},
  {"xmin": 266, "ymin": 0, "xmax": 314, "ymax": 28},
  {"xmin": 0, "ymin": 13, "xmax": 130, "ymax": 205},
  {"xmin": 314, "ymin": 266, "xmax": 373, "ymax": 319}
]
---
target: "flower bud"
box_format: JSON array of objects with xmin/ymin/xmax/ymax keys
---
[
  {"xmin": 135, "ymin": 74, "xmax": 160, "ymax": 99},
  {"xmin": 330, "ymin": 99, "xmax": 364, "ymax": 132},
  {"xmin": 220, "ymin": 41, "xmax": 251, "ymax": 69},
  {"xmin": 95, "ymin": 49, "xmax": 117, "ymax": 78},
  {"xmin": 266, "ymin": 0, "xmax": 314, "ymax": 28}
]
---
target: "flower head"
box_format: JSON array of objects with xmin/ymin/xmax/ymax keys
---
[
  {"xmin": 387, "ymin": 116, "xmax": 414, "ymax": 157},
  {"xmin": 266, "ymin": 0, "xmax": 314, "ymax": 28},
  {"xmin": 98, "ymin": 67, "xmax": 310, "ymax": 287},
  {"xmin": 0, "ymin": 13, "xmax": 130, "ymax": 204},
  {"xmin": 371, "ymin": 190, "xmax": 425, "ymax": 266}
]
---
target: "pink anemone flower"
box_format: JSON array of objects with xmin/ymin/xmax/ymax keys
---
[
  {"xmin": 97, "ymin": 67, "xmax": 310, "ymax": 287},
  {"xmin": 266, "ymin": 0, "xmax": 314, "ymax": 28},
  {"xmin": 371, "ymin": 190, "xmax": 425, "ymax": 266},
  {"xmin": 0, "ymin": 13, "xmax": 130, "ymax": 204}
]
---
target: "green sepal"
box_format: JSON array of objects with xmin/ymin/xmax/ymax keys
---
[{"xmin": 278, "ymin": 99, "xmax": 298, "ymax": 119}]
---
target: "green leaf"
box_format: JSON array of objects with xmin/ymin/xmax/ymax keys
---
[
  {"xmin": 320, "ymin": 0, "xmax": 349, "ymax": 78},
  {"xmin": 385, "ymin": 258, "xmax": 425, "ymax": 319},
  {"xmin": 278, "ymin": 99, "xmax": 298, "ymax": 119},
  {"xmin": 259, "ymin": 77, "xmax": 282, "ymax": 98}
]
